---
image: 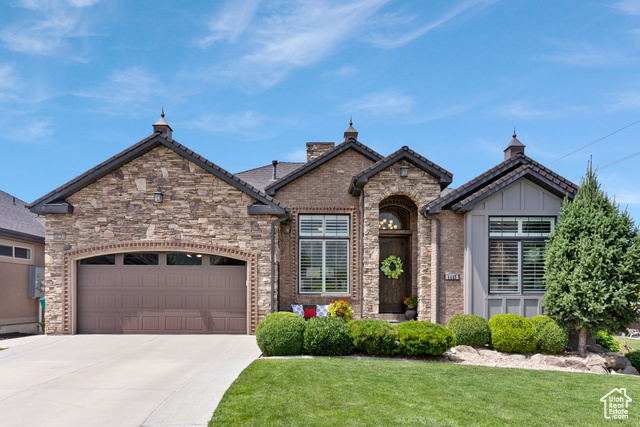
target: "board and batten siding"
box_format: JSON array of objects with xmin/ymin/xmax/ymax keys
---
[{"xmin": 463, "ymin": 178, "xmax": 564, "ymax": 320}]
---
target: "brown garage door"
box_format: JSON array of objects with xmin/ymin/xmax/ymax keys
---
[{"xmin": 77, "ymin": 252, "xmax": 247, "ymax": 334}]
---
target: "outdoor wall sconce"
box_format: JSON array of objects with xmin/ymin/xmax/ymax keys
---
[
  {"xmin": 399, "ymin": 161, "xmax": 409, "ymax": 178},
  {"xmin": 153, "ymin": 187, "xmax": 164, "ymax": 203}
]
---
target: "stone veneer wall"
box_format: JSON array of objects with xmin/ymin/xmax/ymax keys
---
[
  {"xmin": 362, "ymin": 162, "xmax": 441, "ymax": 320},
  {"xmin": 275, "ymin": 148, "xmax": 374, "ymax": 317},
  {"xmin": 437, "ymin": 210, "xmax": 465, "ymax": 325},
  {"xmin": 43, "ymin": 145, "xmax": 276, "ymax": 334}
]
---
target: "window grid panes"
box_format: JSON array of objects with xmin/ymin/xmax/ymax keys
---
[
  {"xmin": 489, "ymin": 216, "xmax": 553, "ymax": 294},
  {"xmin": 166, "ymin": 253, "xmax": 203, "ymax": 266},
  {"xmin": 299, "ymin": 215, "xmax": 349, "ymax": 294},
  {"xmin": 0, "ymin": 244, "xmax": 31, "ymax": 260}
]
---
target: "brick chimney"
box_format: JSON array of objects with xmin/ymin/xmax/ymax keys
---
[
  {"xmin": 306, "ymin": 142, "xmax": 335, "ymax": 163},
  {"xmin": 153, "ymin": 108, "xmax": 173, "ymax": 140},
  {"xmin": 504, "ymin": 130, "xmax": 525, "ymax": 160}
]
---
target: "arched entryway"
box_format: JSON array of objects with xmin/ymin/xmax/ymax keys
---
[{"xmin": 378, "ymin": 196, "xmax": 417, "ymax": 313}]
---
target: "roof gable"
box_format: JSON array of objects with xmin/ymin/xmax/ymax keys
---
[
  {"xmin": 264, "ymin": 139, "xmax": 383, "ymax": 196},
  {"xmin": 0, "ymin": 190, "xmax": 45, "ymax": 242},
  {"xmin": 349, "ymin": 146, "xmax": 453, "ymax": 196},
  {"xmin": 423, "ymin": 153, "xmax": 578, "ymax": 214},
  {"xmin": 30, "ymin": 133, "xmax": 285, "ymax": 216}
]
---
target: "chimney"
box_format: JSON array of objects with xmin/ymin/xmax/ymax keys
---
[
  {"xmin": 153, "ymin": 108, "xmax": 173, "ymax": 140},
  {"xmin": 306, "ymin": 142, "xmax": 335, "ymax": 163},
  {"xmin": 271, "ymin": 160, "xmax": 278, "ymax": 181},
  {"xmin": 504, "ymin": 129, "xmax": 525, "ymax": 160},
  {"xmin": 344, "ymin": 118, "xmax": 358, "ymax": 142}
]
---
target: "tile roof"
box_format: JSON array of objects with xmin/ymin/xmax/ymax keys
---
[
  {"xmin": 235, "ymin": 162, "xmax": 305, "ymax": 191},
  {"xmin": 30, "ymin": 133, "xmax": 285, "ymax": 215},
  {"xmin": 423, "ymin": 152, "xmax": 578, "ymax": 213},
  {"xmin": 0, "ymin": 190, "xmax": 45, "ymax": 241},
  {"xmin": 264, "ymin": 139, "xmax": 383, "ymax": 196}
]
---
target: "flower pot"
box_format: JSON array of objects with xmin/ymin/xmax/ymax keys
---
[
  {"xmin": 405, "ymin": 307, "xmax": 417, "ymax": 320},
  {"xmin": 336, "ymin": 309, "xmax": 346, "ymax": 318}
]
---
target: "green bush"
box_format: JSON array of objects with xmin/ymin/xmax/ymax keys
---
[
  {"xmin": 531, "ymin": 315, "xmax": 554, "ymax": 331},
  {"xmin": 626, "ymin": 350, "xmax": 640, "ymax": 371},
  {"xmin": 596, "ymin": 331, "xmax": 620, "ymax": 352},
  {"xmin": 537, "ymin": 324, "xmax": 569, "ymax": 355},
  {"xmin": 396, "ymin": 321, "xmax": 456, "ymax": 356},
  {"xmin": 488, "ymin": 314, "xmax": 538, "ymax": 354},
  {"xmin": 446, "ymin": 314, "xmax": 490, "ymax": 348},
  {"xmin": 349, "ymin": 319, "xmax": 398, "ymax": 356},
  {"xmin": 303, "ymin": 317, "xmax": 354, "ymax": 356},
  {"xmin": 255, "ymin": 312, "xmax": 306, "ymax": 356}
]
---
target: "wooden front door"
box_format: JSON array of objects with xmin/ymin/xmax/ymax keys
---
[{"xmin": 379, "ymin": 236, "xmax": 411, "ymax": 313}]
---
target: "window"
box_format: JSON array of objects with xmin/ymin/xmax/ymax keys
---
[
  {"xmin": 79, "ymin": 255, "xmax": 116, "ymax": 265},
  {"xmin": 0, "ymin": 243, "xmax": 31, "ymax": 260},
  {"xmin": 489, "ymin": 217, "xmax": 554, "ymax": 294},
  {"xmin": 123, "ymin": 253, "xmax": 159, "ymax": 265},
  {"xmin": 166, "ymin": 253, "xmax": 203, "ymax": 266},
  {"xmin": 210, "ymin": 255, "xmax": 246, "ymax": 266},
  {"xmin": 299, "ymin": 215, "xmax": 349, "ymax": 294},
  {"xmin": 379, "ymin": 206, "xmax": 409, "ymax": 230}
]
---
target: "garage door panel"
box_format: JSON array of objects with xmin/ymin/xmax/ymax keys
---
[{"xmin": 78, "ymin": 258, "xmax": 247, "ymax": 334}]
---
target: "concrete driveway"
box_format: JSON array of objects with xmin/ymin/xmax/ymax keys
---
[{"xmin": 0, "ymin": 334, "xmax": 261, "ymax": 427}]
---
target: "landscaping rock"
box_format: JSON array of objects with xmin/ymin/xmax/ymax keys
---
[
  {"xmin": 543, "ymin": 356, "xmax": 566, "ymax": 367},
  {"xmin": 454, "ymin": 345, "xmax": 478, "ymax": 354},
  {"xmin": 590, "ymin": 365, "xmax": 609, "ymax": 375},
  {"xmin": 585, "ymin": 354, "xmax": 606, "ymax": 367},
  {"xmin": 609, "ymin": 369, "xmax": 623, "ymax": 375},
  {"xmin": 477, "ymin": 349, "xmax": 502, "ymax": 359},
  {"xmin": 587, "ymin": 344, "xmax": 608, "ymax": 354},
  {"xmin": 509, "ymin": 354, "xmax": 527, "ymax": 362},
  {"xmin": 604, "ymin": 354, "xmax": 630, "ymax": 370},
  {"xmin": 563, "ymin": 357, "xmax": 587, "ymax": 370},
  {"xmin": 529, "ymin": 354, "xmax": 545, "ymax": 364},
  {"xmin": 622, "ymin": 366, "xmax": 640, "ymax": 376}
]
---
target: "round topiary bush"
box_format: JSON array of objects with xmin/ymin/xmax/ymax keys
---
[
  {"xmin": 446, "ymin": 314, "xmax": 490, "ymax": 348},
  {"xmin": 349, "ymin": 319, "xmax": 398, "ymax": 356},
  {"xmin": 530, "ymin": 315, "xmax": 568, "ymax": 354},
  {"xmin": 488, "ymin": 314, "xmax": 538, "ymax": 354},
  {"xmin": 255, "ymin": 312, "xmax": 306, "ymax": 356},
  {"xmin": 396, "ymin": 321, "xmax": 456, "ymax": 356},
  {"xmin": 303, "ymin": 317, "xmax": 354, "ymax": 356},
  {"xmin": 626, "ymin": 350, "xmax": 640, "ymax": 371}
]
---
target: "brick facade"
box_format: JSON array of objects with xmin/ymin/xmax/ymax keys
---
[
  {"xmin": 43, "ymin": 145, "xmax": 276, "ymax": 334},
  {"xmin": 437, "ymin": 210, "xmax": 465, "ymax": 325}
]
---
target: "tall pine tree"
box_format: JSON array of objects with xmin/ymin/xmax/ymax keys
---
[{"xmin": 543, "ymin": 160, "xmax": 640, "ymax": 354}]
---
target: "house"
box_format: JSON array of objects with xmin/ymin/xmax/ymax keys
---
[
  {"xmin": 29, "ymin": 116, "xmax": 577, "ymax": 334},
  {"xmin": 0, "ymin": 190, "xmax": 45, "ymax": 334}
]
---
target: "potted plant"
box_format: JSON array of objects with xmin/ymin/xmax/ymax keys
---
[
  {"xmin": 403, "ymin": 295, "xmax": 418, "ymax": 320},
  {"xmin": 328, "ymin": 298, "xmax": 353, "ymax": 321}
]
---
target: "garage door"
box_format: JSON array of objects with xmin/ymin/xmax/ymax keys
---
[{"xmin": 77, "ymin": 252, "xmax": 247, "ymax": 334}]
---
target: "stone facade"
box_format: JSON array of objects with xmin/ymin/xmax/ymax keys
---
[
  {"xmin": 437, "ymin": 210, "xmax": 465, "ymax": 325},
  {"xmin": 43, "ymin": 145, "xmax": 276, "ymax": 334},
  {"xmin": 275, "ymin": 148, "xmax": 374, "ymax": 316},
  {"xmin": 361, "ymin": 162, "xmax": 441, "ymax": 320}
]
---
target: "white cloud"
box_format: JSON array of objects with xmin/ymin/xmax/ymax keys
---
[
  {"xmin": 365, "ymin": 0, "xmax": 498, "ymax": 49},
  {"xmin": 345, "ymin": 91, "xmax": 414, "ymax": 115},
  {"xmin": 0, "ymin": 65, "xmax": 20, "ymax": 94},
  {"xmin": 199, "ymin": 0, "xmax": 262, "ymax": 46},
  {"xmin": 613, "ymin": 0, "xmax": 640, "ymax": 15},
  {"xmin": 75, "ymin": 67, "xmax": 162, "ymax": 110},
  {"xmin": 6, "ymin": 119, "xmax": 54, "ymax": 142},
  {"xmin": 1, "ymin": 0, "xmax": 99, "ymax": 58},
  {"xmin": 186, "ymin": 111, "xmax": 266, "ymax": 134}
]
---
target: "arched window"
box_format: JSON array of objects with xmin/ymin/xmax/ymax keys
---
[{"xmin": 379, "ymin": 206, "xmax": 409, "ymax": 230}]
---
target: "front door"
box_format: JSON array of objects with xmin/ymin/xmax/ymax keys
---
[{"xmin": 379, "ymin": 236, "xmax": 411, "ymax": 313}]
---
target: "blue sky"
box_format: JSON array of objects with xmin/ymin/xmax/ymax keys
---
[{"xmin": 1, "ymin": 0, "xmax": 640, "ymax": 221}]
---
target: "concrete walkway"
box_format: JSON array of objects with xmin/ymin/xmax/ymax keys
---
[{"xmin": 0, "ymin": 334, "xmax": 261, "ymax": 427}]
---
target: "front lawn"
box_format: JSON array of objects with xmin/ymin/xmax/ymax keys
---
[{"xmin": 211, "ymin": 358, "xmax": 639, "ymax": 426}]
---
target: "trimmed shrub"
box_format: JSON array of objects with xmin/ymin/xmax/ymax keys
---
[
  {"xmin": 396, "ymin": 321, "xmax": 456, "ymax": 356},
  {"xmin": 596, "ymin": 331, "xmax": 621, "ymax": 352},
  {"xmin": 255, "ymin": 312, "xmax": 306, "ymax": 356},
  {"xmin": 349, "ymin": 319, "xmax": 398, "ymax": 356},
  {"xmin": 446, "ymin": 314, "xmax": 490, "ymax": 348},
  {"xmin": 488, "ymin": 314, "xmax": 538, "ymax": 354},
  {"xmin": 530, "ymin": 315, "xmax": 568, "ymax": 354},
  {"xmin": 303, "ymin": 317, "xmax": 354, "ymax": 356},
  {"xmin": 531, "ymin": 315, "xmax": 555, "ymax": 331},
  {"xmin": 626, "ymin": 350, "xmax": 640, "ymax": 371}
]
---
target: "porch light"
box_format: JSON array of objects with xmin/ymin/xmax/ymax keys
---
[
  {"xmin": 153, "ymin": 187, "xmax": 164, "ymax": 203},
  {"xmin": 399, "ymin": 161, "xmax": 409, "ymax": 178}
]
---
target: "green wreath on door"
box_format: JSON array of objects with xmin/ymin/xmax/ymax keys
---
[{"xmin": 381, "ymin": 255, "xmax": 404, "ymax": 279}]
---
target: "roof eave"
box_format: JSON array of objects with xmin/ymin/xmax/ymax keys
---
[{"xmin": 0, "ymin": 227, "xmax": 45, "ymax": 244}]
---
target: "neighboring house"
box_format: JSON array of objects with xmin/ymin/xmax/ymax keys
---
[
  {"xmin": 0, "ymin": 190, "xmax": 45, "ymax": 334},
  {"xmin": 29, "ymin": 116, "xmax": 577, "ymax": 335}
]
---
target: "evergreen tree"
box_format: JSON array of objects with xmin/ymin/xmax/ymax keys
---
[{"xmin": 543, "ymin": 160, "xmax": 640, "ymax": 354}]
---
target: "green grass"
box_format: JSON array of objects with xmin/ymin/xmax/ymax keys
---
[
  {"xmin": 210, "ymin": 358, "xmax": 640, "ymax": 426},
  {"xmin": 615, "ymin": 336, "xmax": 640, "ymax": 352}
]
